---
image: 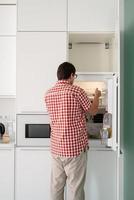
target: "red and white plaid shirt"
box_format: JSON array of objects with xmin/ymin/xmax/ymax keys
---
[{"xmin": 45, "ymin": 80, "xmax": 91, "ymax": 157}]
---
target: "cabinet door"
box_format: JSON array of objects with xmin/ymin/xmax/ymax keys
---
[
  {"xmin": 0, "ymin": 37, "xmax": 16, "ymax": 96},
  {"xmin": 0, "ymin": 0, "xmax": 16, "ymax": 3},
  {"xmin": 0, "ymin": 148, "xmax": 14, "ymax": 200},
  {"xmin": 17, "ymin": 0, "xmax": 67, "ymax": 31},
  {"xmin": 68, "ymin": 0, "xmax": 116, "ymax": 31},
  {"xmin": 16, "ymin": 32, "xmax": 67, "ymax": 112},
  {"xmin": 0, "ymin": 5, "xmax": 16, "ymax": 35},
  {"xmin": 85, "ymin": 151, "xmax": 117, "ymax": 200},
  {"xmin": 15, "ymin": 148, "xmax": 51, "ymax": 200}
]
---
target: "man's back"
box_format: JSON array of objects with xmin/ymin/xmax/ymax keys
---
[{"xmin": 45, "ymin": 80, "xmax": 91, "ymax": 157}]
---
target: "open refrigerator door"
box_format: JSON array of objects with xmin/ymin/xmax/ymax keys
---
[
  {"xmin": 74, "ymin": 73, "xmax": 118, "ymax": 151},
  {"xmin": 106, "ymin": 74, "xmax": 118, "ymax": 151}
]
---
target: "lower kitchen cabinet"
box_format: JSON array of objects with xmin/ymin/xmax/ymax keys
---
[
  {"xmin": 0, "ymin": 148, "xmax": 14, "ymax": 200},
  {"xmin": 15, "ymin": 148, "xmax": 51, "ymax": 200},
  {"xmin": 15, "ymin": 148, "xmax": 117, "ymax": 200},
  {"xmin": 85, "ymin": 151, "xmax": 117, "ymax": 200},
  {"xmin": 66, "ymin": 150, "xmax": 117, "ymax": 200}
]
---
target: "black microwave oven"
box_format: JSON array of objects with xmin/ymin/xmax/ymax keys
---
[{"xmin": 25, "ymin": 124, "xmax": 51, "ymax": 138}]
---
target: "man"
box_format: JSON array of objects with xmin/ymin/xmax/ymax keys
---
[{"xmin": 45, "ymin": 62, "xmax": 101, "ymax": 200}]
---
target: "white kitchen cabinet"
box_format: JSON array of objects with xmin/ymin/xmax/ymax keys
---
[
  {"xmin": 66, "ymin": 151, "xmax": 117, "ymax": 200},
  {"xmin": 0, "ymin": 37, "xmax": 16, "ymax": 96},
  {"xmin": 0, "ymin": 5, "xmax": 16, "ymax": 35},
  {"xmin": 0, "ymin": 148, "xmax": 14, "ymax": 200},
  {"xmin": 85, "ymin": 151, "xmax": 117, "ymax": 200},
  {"xmin": 16, "ymin": 32, "xmax": 67, "ymax": 112},
  {"xmin": 15, "ymin": 148, "xmax": 51, "ymax": 200},
  {"xmin": 68, "ymin": 0, "xmax": 116, "ymax": 32},
  {"xmin": 0, "ymin": 0, "xmax": 16, "ymax": 3},
  {"xmin": 0, "ymin": 4, "xmax": 16, "ymax": 97},
  {"xmin": 17, "ymin": 0, "xmax": 67, "ymax": 31}
]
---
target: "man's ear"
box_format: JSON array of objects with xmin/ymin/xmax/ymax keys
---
[{"xmin": 70, "ymin": 73, "xmax": 74, "ymax": 78}]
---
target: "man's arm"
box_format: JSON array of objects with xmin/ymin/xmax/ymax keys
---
[{"xmin": 77, "ymin": 87, "xmax": 101, "ymax": 115}]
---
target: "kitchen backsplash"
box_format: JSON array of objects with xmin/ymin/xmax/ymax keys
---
[
  {"xmin": 0, "ymin": 98, "xmax": 16, "ymax": 118},
  {"xmin": 0, "ymin": 98, "xmax": 16, "ymax": 139}
]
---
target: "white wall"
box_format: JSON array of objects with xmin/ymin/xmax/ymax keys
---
[{"xmin": 0, "ymin": 98, "xmax": 16, "ymax": 119}]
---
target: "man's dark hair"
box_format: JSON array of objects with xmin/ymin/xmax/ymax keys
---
[{"xmin": 57, "ymin": 62, "xmax": 76, "ymax": 80}]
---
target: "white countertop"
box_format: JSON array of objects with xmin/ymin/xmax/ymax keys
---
[
  {"xmin": 0, "ymin": 140, "xmax": 15, "ymax": 148},
  {"xmin": 89, "ymin": 147, "xmax": 113, "ymax": 151},
  {"xmin": 0, "ymin": 139, "xmax": 113, "ymax": 151}
]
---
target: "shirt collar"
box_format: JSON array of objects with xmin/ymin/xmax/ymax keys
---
[{"xmin": 56, "ymin": 80, "xmax": 70, "ymax": 85}]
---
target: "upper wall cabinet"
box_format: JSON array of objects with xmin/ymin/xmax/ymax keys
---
[
  {"xmin": 0, "ymin": 37, "xmax": 16, "ymax": 96},
  {"xmin": 68, "ymin": 0, "xmax": 116, "ymax": 32},
  {"xmin": 0, "ymin": 5, "xmax": 16, "ymax": 35},
  {"xmin": 17, "ymin": 0, "xmax": 67, "ymax": 31},
  {"xmin": 17, "ymin": 32, "xmax": 67, "ymax": 112}
]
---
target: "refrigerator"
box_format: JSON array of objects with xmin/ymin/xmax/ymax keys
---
[
  {"xmin": 74, "ymin": 72, "xmax": 118, "ymax": 151},
  {"xmin": 65, "ymin": 72, "xmax": 119, "ymax": 200}
]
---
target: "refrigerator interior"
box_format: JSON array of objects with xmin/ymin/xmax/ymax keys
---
[{"xmin": 74, "ymin": 74, "xmax": 117, "ymax": 150}]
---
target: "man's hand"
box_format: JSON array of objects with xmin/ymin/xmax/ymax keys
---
[
  {"xmin": 94, "ymin": 88, "xmax": 101, "ymax": 98},
  {"xmin": 89, "ymin": 88, "xmax": 101, "ymax": 115}
]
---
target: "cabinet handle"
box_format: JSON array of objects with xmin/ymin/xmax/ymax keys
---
[{"xmin": 0, "ymin": 148, "xmax": 13, "ymax": 151}]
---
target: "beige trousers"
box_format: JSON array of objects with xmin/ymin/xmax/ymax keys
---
[{"xmin": 51, "ymin": 150, "xmax": 87, "ymax": 200}]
